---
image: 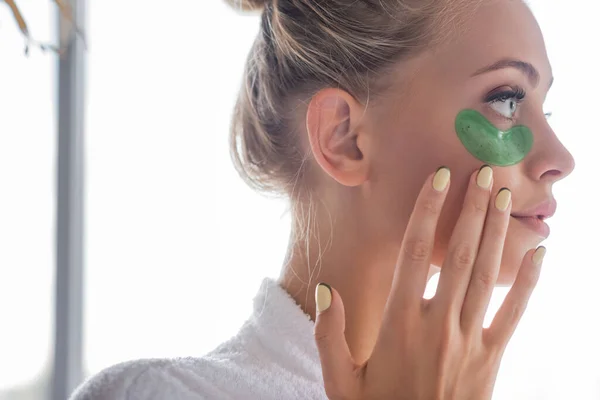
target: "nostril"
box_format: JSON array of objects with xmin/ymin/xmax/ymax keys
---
[{"xmin": 540, "ymin": 169, "xmax": 562, "ymax": 181}]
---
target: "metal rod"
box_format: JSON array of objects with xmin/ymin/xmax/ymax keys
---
[{"xmin": 51, "ymin": 0, "xmax": 87, "ymax": 398}]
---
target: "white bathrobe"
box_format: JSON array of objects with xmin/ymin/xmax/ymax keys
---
[{"xmin": 69, "ymin": 278, "xmax": 328, "ymax": 400}]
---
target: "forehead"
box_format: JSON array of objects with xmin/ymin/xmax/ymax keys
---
[{"xmin": 432, "ymin": 0, "xmax": 552, "ymax": 85}]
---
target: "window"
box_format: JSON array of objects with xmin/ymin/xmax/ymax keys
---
[{"xmin": 0, "ymin": 2, "xmax": 57, "ymax": 399}]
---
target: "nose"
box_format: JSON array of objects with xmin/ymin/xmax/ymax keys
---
[{"xmin": 526, "ymin": 120, "xmax": 575, "ymax": 183}]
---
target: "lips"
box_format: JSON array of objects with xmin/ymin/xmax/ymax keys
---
[
  {"xmin": 510, "ymin": 198, "xmax": 557, "ymax": 238},
  {"xmin": 511, "ymin": 198, "xmax": 556, "ymax": 220}
]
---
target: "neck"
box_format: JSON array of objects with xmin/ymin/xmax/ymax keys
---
[{"xmin": 279, "ymin": 216, "xmax": 439, "ymax": 365}]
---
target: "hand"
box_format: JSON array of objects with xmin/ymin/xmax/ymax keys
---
[{"xmin": 314, "ymin": 165, "xmax": 545, "ymax": 400}]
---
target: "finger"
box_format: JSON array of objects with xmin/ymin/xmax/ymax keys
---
[
  {"xmin": 485, "ymin": 246, "xmax": 545, "ymax": 345},
  {"xmin": 460, "ymin": 187, "xmax": 512, "ymax": 332},
  {"xmin": 388, "ymin": 167, "xmax": 450, "ymax": 317},
  {"xmin": 314, "ymin": 283, "xmax": 359, "ymax": 398},
  {"xmin": 434, "ymin": 165, "xmax": 493, "ymax": 311}
]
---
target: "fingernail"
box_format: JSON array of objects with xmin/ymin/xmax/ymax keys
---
[
  {"xmin": 476, "ymin": 165, "xmax": 493, "ymax": 189},
  {"xmin": 432, "ymin": 167, "xmax": 451, "ymax": 192},
  {"xmin": 532, "ymin": 246, "xmax": 546, "ymax": 266},
  {"xmin": 315, "ymin": 283, "xmax": 332, "ymax": 313},
  {"xmin": 495, "ymin": 188, "xmax": 511, "ymax": 211}
]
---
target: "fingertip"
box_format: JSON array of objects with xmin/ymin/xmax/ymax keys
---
[
  {"xmin": 432, "ymin": 166, "xmax": 451, "ymax": 192},
  {"xmin": 476, "ymin": 164, "xmax": 494, "ymax": 190},
  {"xmin": 316, "ymin": 282, "xmax": 333, "ymax": 314},
  {"xmin": 532, "ymin": 246, "xmax": 546, "ymax": 266},
  {"xmin": 494, "ymin": 188, "xmax": 512, "ymax": 212}
]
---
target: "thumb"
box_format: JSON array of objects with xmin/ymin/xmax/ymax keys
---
[{"xmin": 314, "ymin": 283, "xmax": 358, "ymax": 397}]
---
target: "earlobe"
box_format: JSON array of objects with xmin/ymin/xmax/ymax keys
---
[{"xmin": 306, "ymin": 88, "xmax": 369, "ymax": 187}]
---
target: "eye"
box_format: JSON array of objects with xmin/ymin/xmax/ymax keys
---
[
  {"xmin": 485, "ymin": 87, "xmax": 526, "ymax": 120},
  {"xmin": 490, "ymin": 97, "xmax": 519, "ymax": 119}
]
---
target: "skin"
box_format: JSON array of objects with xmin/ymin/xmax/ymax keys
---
[{"xmin": 279, "ymin": 0, "xmax": 574, "ymax": 367}]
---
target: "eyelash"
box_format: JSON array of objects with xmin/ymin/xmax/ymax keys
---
[
  {"xmin": 483, "ymin": 87, "xmax": 554, "ymax": 122},
  {"xmin": 484, "ymin": 86, "xmax": 526, "ymax": 104},
  {"xmin": 483, "ymin": 86, "xmax": 526, "ymax": 121}
]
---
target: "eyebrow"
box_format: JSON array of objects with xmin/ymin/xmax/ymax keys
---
[{"xmin": 472, "ymin": 58, "xmax": 550, "ymax": 88}]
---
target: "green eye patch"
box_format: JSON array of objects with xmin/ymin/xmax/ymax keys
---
[{"xmin": 455, "ymin": 109, "xmax": 533, "ymax": 167}]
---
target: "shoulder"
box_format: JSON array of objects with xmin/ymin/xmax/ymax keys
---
[
  {"xmin": 69, "ymin": 358, "xmax": 153, "ymax": 400},
  {"xmin": 69, "ymin": 357, "xmax": 221, "ymax": 400}
]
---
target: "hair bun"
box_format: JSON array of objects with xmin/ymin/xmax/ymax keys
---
[{"xmin": 224, "ymin": 0, "xmax": 268, "ymax": 12}]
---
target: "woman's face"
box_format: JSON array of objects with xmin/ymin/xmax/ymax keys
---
[{"xmin": 365, "ymin": 0, "xmax": 574, "ymax": 284}]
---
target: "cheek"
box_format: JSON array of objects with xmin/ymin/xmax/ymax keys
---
[
  {"xmin": 431, "ymin": 170, "xmax": 533, "ymax": 283},
  {"xmin": 370, "ymin": 130, "xmax": 462, "ymax": 246}
]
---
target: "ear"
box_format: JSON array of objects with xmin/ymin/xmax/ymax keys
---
[{"xmin": 306, "ymin": 88, "xmax": 370, "ymax": 187}]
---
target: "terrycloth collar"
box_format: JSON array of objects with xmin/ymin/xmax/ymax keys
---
[
  {"xmin": 69, "ymin": 277, "xmax": 327, "ymax": 400},
  {"xmin": 246, "ymin": 277, "xmax": 323, "ymax": 379}
]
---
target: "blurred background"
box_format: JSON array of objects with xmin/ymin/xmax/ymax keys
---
[{"xmin": 0, "ymin": 0, "xmax": 598, "ymax": 399}]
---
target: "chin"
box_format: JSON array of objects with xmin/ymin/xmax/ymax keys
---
[
  {"xmin": 496, "ymin": 218, "xmax": 546, "ymax": 286},
  {"xmin": 497, "ymin": 251, "xmax": 526, "ymax": 286}
]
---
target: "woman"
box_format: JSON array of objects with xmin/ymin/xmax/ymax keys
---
[{"xmin": 70, "ymin": 0, "xmax": 574, "ymax": 398}]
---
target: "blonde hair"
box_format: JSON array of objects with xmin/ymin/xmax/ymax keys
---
[
  {"xmin": 225, "ymin": 0, "xmax": 479, "ymax": 290},
  {"xmin": 226, "ymin": 0, "xmax": 477, "ymax": 198}
]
